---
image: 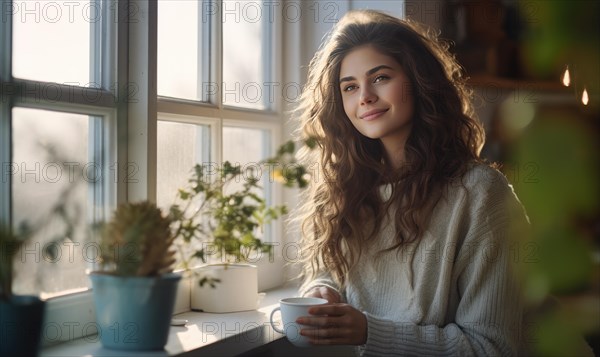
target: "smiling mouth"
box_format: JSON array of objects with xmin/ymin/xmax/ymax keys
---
[{"xmin": 360, "ymin": 109, "xmax": 388, "ymax": 121}]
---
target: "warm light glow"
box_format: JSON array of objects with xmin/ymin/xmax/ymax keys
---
[
  {"xmin": 581, "ymin": 88, "xmax": 589, "ymax": 105},
  {"xmin": 500, "ymin": 96, "xmax": 536, "ymax": 132},
  {"xmin": 562, "ymin": 67, "xmax": 571, "ymax": 87}
]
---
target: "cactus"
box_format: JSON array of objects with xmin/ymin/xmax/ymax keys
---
[{"xmin": 100, "ymin": 201, "xmax": 175, "ymax": 276}]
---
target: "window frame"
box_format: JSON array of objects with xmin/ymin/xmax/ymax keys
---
[
  {"xmin": 1, "ymin": 0, "xmax": 288, "ymax": 345},
  {"xmin": 1, "ymin": 0, "xmax": 126, "ymax": 344},
  {"xmin": 156, "ymin": 0, "xmax": 286, "ymax": 292}
]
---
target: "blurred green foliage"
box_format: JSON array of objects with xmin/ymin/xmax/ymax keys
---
[
  {"xmin": 511, "ymin": 111, "xmax": 599, "ymax": 355},
  {"xmin": 520, "ymin": 0, "xmax": 600, "ymax": 87},
  {"xmin": 511, "ymin": 1, "xmax": 600, "ymax": 355}
]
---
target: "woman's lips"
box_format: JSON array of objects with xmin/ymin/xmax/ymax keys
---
[{"xmin": 360, "ymin": 108, "xmax": 388, "ymax": 121}]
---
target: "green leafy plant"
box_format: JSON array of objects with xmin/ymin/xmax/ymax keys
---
[
  {"xmin": 97, "ymin": 201, "xmax": 176, "ymax": 276},
  {"xmin": 170, "ymin": 139, "xmax": 315, "ymax": 276}
]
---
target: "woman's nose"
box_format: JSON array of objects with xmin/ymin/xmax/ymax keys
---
[{"xmin": 360, "ymin": 86, "xmax": 377, "ymax": 105}]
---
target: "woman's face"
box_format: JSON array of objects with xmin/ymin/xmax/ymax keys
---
[{"xmin": 339, "ymin": 45, "xmax": 414, "ymax": 151}]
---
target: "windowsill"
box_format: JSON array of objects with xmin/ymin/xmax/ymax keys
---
[{"xmin": 40, "ymin": 285, "xmax": 299, "ymax": 357}]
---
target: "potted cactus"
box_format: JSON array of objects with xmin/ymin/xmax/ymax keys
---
[
  {"xmin": 172, "ymin": 139, "xmax": 314, "ymax": 313},
  {"xmin": 89, "ymin": 201, "xmax": 180, "ymax": 351}
]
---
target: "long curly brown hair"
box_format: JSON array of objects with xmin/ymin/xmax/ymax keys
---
[{"xmin": 296, "ymin": 10, "xmax": 485, "ymax": 289}]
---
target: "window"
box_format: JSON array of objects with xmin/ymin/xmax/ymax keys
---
[
  {"xmin": 11, "ymin": 108, "xmax": 95, "ymax": 297},
  {"xmin": 222, "ymin": 0, "xmax": 272, "ymax": 109},
  {"xmin": 156, "ymin": 120, "xmax": 211, "ymax": 210},
  {"xmin": 1, "ymin": 0, "xmax": 124, "ymax": 343},
  {"xmin": 2, "ymin": 0, "xmax": 119, "ymax": 298},
  {"xmin": 1, "ymin": 0, "xmax": 288, "ymax": 345},
  {"xmin": 157, "ymin": 0, "xmax": 208, "ymax": 102},
  {"xmin": 156, "ymin": 0, "xmax": 284, "ymax": 288},
  {"xmin": 12, "ymin": 0, "xmax": 92, "ymax": 85}
]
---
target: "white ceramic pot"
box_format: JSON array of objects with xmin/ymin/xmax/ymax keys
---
[{"xmin": 191, "ymin": 263, "xmax": 262, "ymax": 313}]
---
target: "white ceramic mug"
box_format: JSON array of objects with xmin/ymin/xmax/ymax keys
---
[{"xmin": 269, "ymin": 297, "xmax": 328, "ymax": 347}]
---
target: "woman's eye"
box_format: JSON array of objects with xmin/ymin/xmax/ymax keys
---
[
  {"xmin": 343, "ymin": 84, "xmax": 356, "ymax": 92},
  {"xmin": 374, "ymin": 75, "xmax": 389, "ymax": 83}
]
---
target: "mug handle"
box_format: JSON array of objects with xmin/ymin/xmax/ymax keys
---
[{"xmin": 269, "ymin": 307, "xmax": 284, "ymax": 334}]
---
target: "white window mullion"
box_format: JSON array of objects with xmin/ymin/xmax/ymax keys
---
[
  {"xmin": 262, "ymin": 3, "xmax": 281, "ymax": 112},
  {"xmin": 114, "ymin": 0, "xmax": 129, "ymax": 206},
  {"xmin": 89, "ymin": 115, "xmax": 105, "ymax": 228},
  {"xmin": 127, "ymin": 0, "xmax": 158, "ymax": 202},
  {"xmin": 215, "ymin": 0, "xmax": 224, "ymax": 111},
  {"xmin": 0, "ymin": 0, "xmax": 11, "ymax": 80},
  {"xmin": 89, "ymin": 0, "xmax": 102, "ymax": 227},
  {"xmin": 11, "ymin": 79, "xmax": 117, "ymax": 109},
  {"xmin": 90, "ymin": 0, "xmax": 102, "ymax": 87},
  {"xmin": 101, "ymin": 0, "xmax": 117, "ymax": 92},
  {"xmin": 0, "ymin": 101, "xmax": 10, "ymax": 227},
  {"xmin": 199, "ymin": 2, "xmax": 213, "ymax": 104},
  {"xmin": 0, "ymin": 0, "xmax": 12, "ymax": 227},
  {"xmin": 89, "ymin": 0, "xmax": 118, "ymax": 222},
  {"xmin": 157, "ymin": 98, "xmax": 222, "ymax": 118}
]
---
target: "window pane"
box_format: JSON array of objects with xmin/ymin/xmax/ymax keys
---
[
  {"xmin": 12, "ymin": 1, "xmax": 92, "ymax": 86},
  {"xmin": 222, "ymin": 0, "xmax": 269, "ymax": 109},
  {"xmin": 12, "ymin": 108, "xmax": 94, "ymax": 297},
  {"xmin": 223, "ymin": 126, "xmax": 268, "ymax": 169},
  {"xmin": 222, "ymin": 126, "xmax": 271, "ymax": 239},
  {"xmin": 157, "ymin": 121, "xmax": 209, "ymax": 267},
  {"xmin": 156, "ymin": 121, "xmax": 210, "ymax": 210},
  {"xmin": 157, "ymin": 1, "xmax": 206, "ymax": 101}
]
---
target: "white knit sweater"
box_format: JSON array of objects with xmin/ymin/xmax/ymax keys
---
[{"xmin": 301, "ymin": 165, "xmax": 534, "ymax": 356}]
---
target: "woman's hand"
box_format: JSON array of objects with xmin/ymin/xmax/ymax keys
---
[
  {"xmin": 303, "ymin": 286, "xmax": 342, "ymax": 304},
  {"xmin": 296, "ymin": 303, "xmax": 368, "ymax": 345}
]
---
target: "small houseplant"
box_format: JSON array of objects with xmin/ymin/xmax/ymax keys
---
[
  {"xmin": 171, "ymin": 139, "xmax": 314, "ymax": 312},
  {"xmin": 89, "ymin": 201, "xmax": 180, "ymax": 350}
]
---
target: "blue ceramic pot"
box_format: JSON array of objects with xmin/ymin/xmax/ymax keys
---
[
  {"xmin": 0, "ymin": 295, "xmax": 45, "ymax": 357},
  {"xmin": 89, "ymin": 273, "xmax": 181, "ymax": 350}
]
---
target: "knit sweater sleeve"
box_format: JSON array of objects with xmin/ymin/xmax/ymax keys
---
[
  {"xmin": 360, "ymin": 170, "xmax": 529, "ymax": 356},
  {"xmin": 299, "ymin": 273, "xmax": 342, "ymax": 298}
]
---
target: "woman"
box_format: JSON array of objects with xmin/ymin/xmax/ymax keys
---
[{"xmin": 294, "ymin": 9, "xmax": 531, "ymax": 356}]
